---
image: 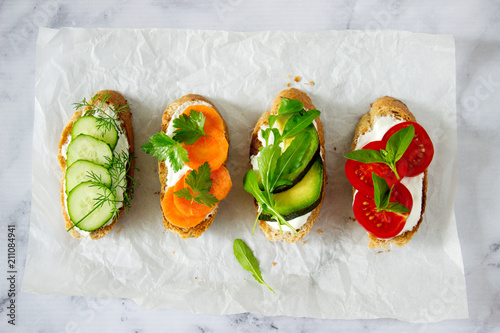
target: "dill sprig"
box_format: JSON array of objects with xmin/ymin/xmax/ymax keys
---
[{"xmin": 73, "ymin": 91, "xmax": 129, "ymax": 137}]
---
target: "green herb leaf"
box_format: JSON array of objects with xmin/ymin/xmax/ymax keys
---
[
  {"xmin": 141, "ymin": 132, "xmax": 189, "ymax": 172},
  {"xmin": 260, "ymin": 128, "xmax": 281, "ymax": 147},
  {"xmin": 385, "ymin": 202, "xmax": 411, "ymax": 214},
  {"xmin": 173, "ymin": 110, "xmax": 207, "ymax": 145},
  {"xmin": 268, "ymin": 114, "xmax": 279, "ymax": 128},
  {"xmin": 174, "ymin": 162, "xmax": 218, "ymax": 207},
  {"xmin": 233, "ymin": 239, "xmax": 275, "ymax": 293},
  {"xmin": 278, "ymin": 97, "xmax": 304, "ymax": 115},
  {"xmin": 272, "ymin": 131, "xmax": 311, "ymax": 188},
  {"xmin": 386, "ymin": 125, "xmax": 415, "ymax": 162},
  {"xmin": 257, "ymin": 144, "xmax": 282, "ymax": 193},
  {"xmin": 282, "ymin": 109, "xmax": 320, "ymax": 139},
  {"xmin": 344, "ymin": 149, "xmax": 386, "ymax": 164},
  {"xmin": 372, "ymin": 173, "xmax": 390, "ymax": 209}
]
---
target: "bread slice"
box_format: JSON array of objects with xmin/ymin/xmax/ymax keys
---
[
  {"xmin": 158, "ymin": 94, "xmax": 230, "ymax": 239},
  {"xmin": 58, "ymin": 90, "xmax": 135, "ymax": 239},
  {"xmin": 250, "ymin": 88, "xmax": 326, "ymax": 243},
  {"xmin": 350, "ymin": 96, "xmax": 428, "ymax": 249}
]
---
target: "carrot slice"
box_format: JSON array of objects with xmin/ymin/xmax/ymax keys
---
[
  {"xmin": 182, "ymin": 105, "xmax": 224, "ymax": 133},
  {"xmin": 210, "ymin": 165, "xmax": 232, "ymax": 201},
  {"xmin": 173, "ymin": 175, "xmax": 213, "ymax": 217},
  {"xmin": 183, "ymin": 127, "xmax": 228, "ymax": 170},
  {"xmin": 172, "ymin": 165, "xmax": 232, "ymax": 217},
  {"xmin": 161, "ymin": 187, "xmax": 206, "ymax": 228}
]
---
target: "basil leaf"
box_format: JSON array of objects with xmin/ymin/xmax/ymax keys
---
[
  {"xmin": 344, "ymin": 149, "xmax": 386, "ymax": 164},
  {"xmin": 278, "ymin": 97, "xmax": 304, "ymax": 115},
  {"xmin": 272, "ymin": 131, "xmax": 311, "ymax": 189},
  {"xmin": 385, "ymin": 202, "xmax": 411, "ymax": 214},
  {"xmin": 386, "ymin": 125, "xmax": 415, "ymax": 162},
  {"xmin": 372, "ymin": 173, "xmax": 390, "ymax": 209},
  {"xmin": 233, "ymin": 239, "xmax": 274, "ymax": 293},
  {"xmin": 282, "ymin": 109, "xmax": 320, "ymax": 139}
]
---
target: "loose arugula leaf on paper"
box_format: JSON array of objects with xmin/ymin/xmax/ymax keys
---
[{"xmin": 233, "ymin": 239, "xmax": 274, "ymax": 293}]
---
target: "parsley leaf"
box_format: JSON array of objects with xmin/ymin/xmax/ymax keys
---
[
  {"xmin": 233, "ymin": 239, "xmax": 275, "ymax": 293},
  {"xmin": 174, "ymin": 162, "xmax": 218, "ymax": 207},
  {"xmin": 141, "ymin": 132, "xmax": 189, "ymax": 172},
  {"xmin": 173, "ymin": 110, "xmax": 207, "ymax": 145}
]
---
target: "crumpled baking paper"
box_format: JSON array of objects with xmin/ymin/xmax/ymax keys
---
[{"xmin": 23, "ymin": 27, "xmax": 468, "ymax": 322}]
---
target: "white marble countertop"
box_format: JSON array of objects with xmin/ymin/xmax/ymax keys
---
[{"xmin": 1, "ymin": 0, "xmax": 499, "ymax": 331}]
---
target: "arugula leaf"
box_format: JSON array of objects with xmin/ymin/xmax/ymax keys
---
[
  {"xmin": 268, "ymin": 114, "xmax": 279, "ymax": 128},
  {"xmin": 233, "ymin": 239, "xmax": 274, "ymax": 293},
  {"xmin": 257, "ymin": 144, "xmax": 282, "ymax": 194},
  {"xmin": 344, "ymin": 125, "xmax": 415, "ymax": 179},
  {"xmin": 173, "ymin": 110, "xmax": 207, "ymax": 145},
  {"xmin": 260, "ymin": 127, "xmax": 281, "ymax": 147},
  {"xmin": 372, "ymin": 173, "xmax": 410, "ymax": 214},
  {"xmin": 278, "ymin": 97, "xmax": 304, "ymax": 115},
  {"xmin": 282, "ymin": 109, "xmax": 321, "ymax": 139},
  {"xmin": 272, "ymin": 131, "xmax": 311, "ymax": 189},
  {"xmin": 141, "ymin": 132, "xmax": 189, "ymax": 172},
  {"xmin": 174, "ymin": 162, "xmax": 218, "ymax": 207}
]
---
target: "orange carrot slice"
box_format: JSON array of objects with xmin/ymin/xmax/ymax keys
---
[
  {"xmin": 182, "ymin": 105, "xmax": 224, "ymax": 133},
  {"xmin": 161, "ymin": 187, "xmax": 206, "ymax": 228},
  {"xmin": 210, "ymin": 165, "xmax": 232, "ymax": 201},
  {"xmin": 183, "ymin": 127, "xmax": 228, "ymax": 170},
  {"xmin": 172, "ymin": 165, "xmax": 232, "ymax": 217}
]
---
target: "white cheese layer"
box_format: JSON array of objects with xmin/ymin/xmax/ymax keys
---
[{"xmin": 353, "ymin": 116, "xmax": 423, "ymax": 239}]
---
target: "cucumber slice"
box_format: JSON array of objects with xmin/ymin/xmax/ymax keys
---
[
  {"xmin": 259, "ymin": 157, "xmax": 324, "ymax": 221},
  {"xmin": 67, "ymin": 182, "xmax": 116, "ymax": 231},
  {"xmin": 65, "ymin": 160, "xmax": 112, "ymax": 194},
  {"xmin": 66, "ymin": 134, "xmax": 113, "ymax": 168},
  {"xmin": 72, "ymin": 116, "xmax": 118, "ymax": 149}
]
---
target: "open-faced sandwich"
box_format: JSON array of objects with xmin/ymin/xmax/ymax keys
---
[
  {"xmin": 244, "ymin": 88, "xmax": 326, "ymax": 243},
  {"xmin": 142, "ymin": 94, "xmax": 232, "ymax": 239},
  {"xmin": 58, "ymin": 90, "xmax": 135, "ymax": 239},
  {"xmin": 345, "ymin": 96, "xmax": 434, "ymax": 249}
]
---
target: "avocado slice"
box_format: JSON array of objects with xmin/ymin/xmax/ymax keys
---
[{"xmin": 259, "ymin": 157, "xmax": 324, "ymax": 221}]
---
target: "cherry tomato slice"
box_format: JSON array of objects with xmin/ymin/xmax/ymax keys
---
[
  {"xmin": 382, "ymin": 121, "xmax": 434, "ymax": 177},
  {"xmin": 353, "ymin": 182, "xmax": 413, "ymax": 239},
  {"xmin": 345, "ymin": 141, "xmax": 408, "ymax": 197}
]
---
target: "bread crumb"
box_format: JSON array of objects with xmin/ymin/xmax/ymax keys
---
[
  {"xmin": 153, "ymin": 169, "xmax": 157, "ymax": 172},
  {"xmin": 301, "ymin": 240, "xmax": 306, "ymax": 245},
  {"xmin": 333, "ymin": 146, "xmax": 337, "ymax": 151},
  {"xmin": 286, "ymin": 82, "xmax": 291, "ymax": 87},
  {"xmin": 272, "ymin": 262, "xmax": 276, "ymax": 266},
  {"xmin": 115, "ymin": 226, "xmax": 124, "ymax": 234},
  {"xmin": 287, "ymin": 74, "xmax": 290, "ymax": 79},
  {"xmin": 348, "ymin": 217, "xmax": 356, "ymax": 222},
  {"xmin": 309, "ymin": 81, "xmax": 315, "ymax": 86},
  {"xmin": 172, "ymin": 251, "xmax": 175, "ymax": 254},
  {"xmin": 195, "ymin": 277, "xmax": 198, "ymax": 280},
  {"xmin": 316, "ymin": 229, "xmax": 323, "ymax": 234},
  {"xmin": 154, "ymin": 191, "xmax": 160, "ymax": 195},
  {"xmin": 294, "ymin": 76, "xmax": 301, "ymax": 82}
]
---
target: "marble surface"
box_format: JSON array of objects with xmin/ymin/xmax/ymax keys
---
[{"xmin": 0, "ymin": 0, "xmax": 499, "ymax": 331}]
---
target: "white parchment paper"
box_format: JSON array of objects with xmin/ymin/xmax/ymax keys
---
[{"xmin": 23, "ymin": 28, "xmax": 467, "ymax": 322}]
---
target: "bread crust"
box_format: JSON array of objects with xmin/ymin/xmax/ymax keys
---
[
  {"xmin": 350, "ymin": 96, "xmax": 428, "ymax": 249},
  {"xmin": 58, "ymin": 90, "xmax": 135, "ymax": 239},
  {"xmin": 250, "ymin": 88, "xmax": 326, "ymax": 243},
  {"xmin": 158, "ymin": 94, "xmax": 230, "ymax": 239}
]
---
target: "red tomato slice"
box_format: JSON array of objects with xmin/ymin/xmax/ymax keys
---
[
  {"xmin": 345, "ymin": 141, "xmax": 407, "ymax": 197},
  {"xmin": 353, "ymin": 182, "xmax": 413, "ymax": 239},
  {"xmin": 382, "ymin": 121, "xmax": 434, "ymax": 177}
]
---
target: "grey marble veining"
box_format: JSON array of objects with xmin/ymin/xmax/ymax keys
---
[{"xmin": 1, "ymin": 0, "xmax": 499, "ymax": 331}]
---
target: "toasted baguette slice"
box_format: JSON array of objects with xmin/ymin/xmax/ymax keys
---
[
  {"xmin": 158, "ymin": 94, "xmax": 230, "ymax": 239},
  {"xmin": 350, "ymin": 96, "xmax": 428, "ymax": 249},
  {"xmin": 58, "ymin": 90, "xmax": 135, "ymax": 239},
  {"xmin": 250, "ymin": 88, "xmax": 326, "ymax": 243}
]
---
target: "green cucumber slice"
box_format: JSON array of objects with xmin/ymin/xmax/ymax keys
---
[
  {"xmin": 72, "ymin": 116, "xmax": 118, "ymax": 149},
  {"xmin": 259, "ymin": 157, "xmax": 324, "ymax": 221},
  {"xmin": 67, "ymin": 181, "xmax": 116, "ymax": 231},
  {"xmin": 65, "ymin": 160, "xmax": 112, "ymax": 194},
  {"xmin": 66, "ymin": 134, "xmax": 113, "ymax": 168}
]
